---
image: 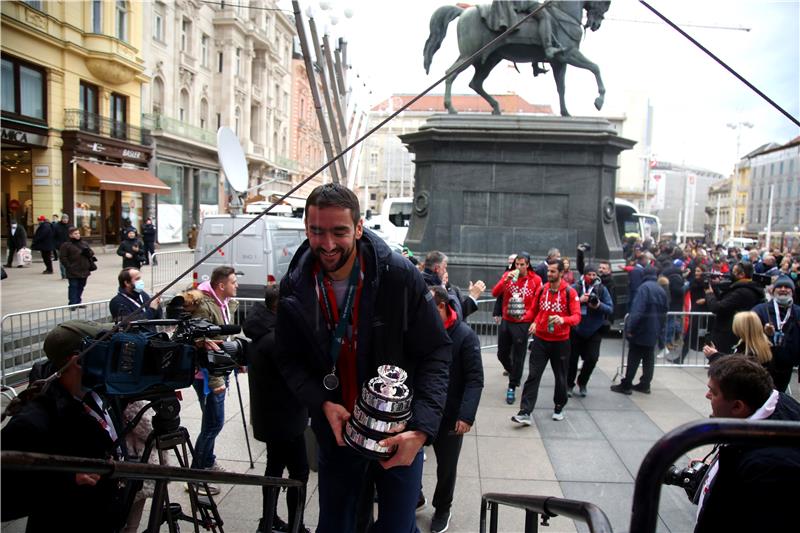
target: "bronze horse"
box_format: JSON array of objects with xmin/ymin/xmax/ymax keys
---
[{"xmin": 424, "ymin": 1, "xmax": 611, "ymax": 116}]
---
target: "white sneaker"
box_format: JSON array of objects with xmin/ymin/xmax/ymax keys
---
[
  {"xmin": 511, "ymin": 413, "xmax": 532, "ymax": 426},
  {"xmin": 208, "ymin": 462, "xmax": 228, "ymax": 473},
  {"xmin": 552, "ymin": 409, "xmax": 565, "ymax": 421}
]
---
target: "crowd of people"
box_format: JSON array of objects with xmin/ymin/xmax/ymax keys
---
[{"xmin": 2, "ymin": 188, "xmax": 800, "ymax": 533}]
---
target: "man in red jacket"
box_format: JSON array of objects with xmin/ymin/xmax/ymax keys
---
[
  {"xmin": 492, "ymin": 252, "xmax": 542, "ymax": 405},
  {"xmin": 512, "ymin": 258, "xmax": 581, "ymax": 423}
]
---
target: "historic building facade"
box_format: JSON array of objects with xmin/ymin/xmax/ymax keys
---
[{"xmin": 2, "ymin": 0, "xmax": 158, "ymax": 244}]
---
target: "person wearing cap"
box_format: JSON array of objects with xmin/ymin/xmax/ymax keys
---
[
  {"xmin": 31, "ymin": 215, "xmax": 55, "ymax": 274},
  {"xmin": 1, "ymin": 320, "xmax": 128, "ymax": 532},
  {"xmin": 751, "ymin": 275, "xmax": 800, "ymax": 392},
  {"xmin": 567, "ymin": 264, "xmax": 613, "ymax": 397}
]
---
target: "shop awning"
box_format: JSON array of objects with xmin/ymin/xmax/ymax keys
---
[{"xmin": 77, "ymin": 161, "xmax": 171, "ymax": 195}]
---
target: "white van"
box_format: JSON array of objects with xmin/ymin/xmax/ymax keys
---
[
  {"xmin": 193, "ymin": 214, "xmax": 306, "ymax": 298},
  {"xmin": 722, "ymin": 237, "xmax": 757, "ymax": 250}
]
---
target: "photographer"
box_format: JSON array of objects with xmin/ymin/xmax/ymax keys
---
[
  {"xmin": 752, "ymin": 275, "xmax": 800, "ymax": 392},
  {"xmin": 567, "ymin": 265, "xmax": 613, "ymax": 397},
  {"xmin": 117, "ymin": 229, "xmax": 146, "ymax": 270},
  {"xmin": 704, "ymin": 262, "xmax": 765, "ymax": 354},
  {"xmin": 188, "ymin": 266, "xmax": 240, "ymax": 492},
  {"xmin": 686, "ymin": 356, "xmax": 800, "ymax": 533},
  {"xmin": 1, "ymin": 320, "xmax": 128, "ymax": 532}
]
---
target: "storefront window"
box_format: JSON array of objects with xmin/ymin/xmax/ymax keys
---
[
  {"xmin": 75, "ymin": 167, "xmax": 101, "ymax": 237},
  {"xmin": 121, "ymin": 191, "xmax": 143, "ymax": 233},
  {"xmin": 157, "ymin": 162, "xmax": 183, "ymax": 204},
  {"xmin": 198, "ymin": 170, "xmax": 219, "ymax": 205}
]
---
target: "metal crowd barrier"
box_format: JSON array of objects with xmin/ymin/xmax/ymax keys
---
[
  {"xmin": 467, "ymin": 297, "xmax": 501, "ymax": 349},
  {"xmin": 1, "ymin": 300, "xmax": 114, "ymax": 386},
  {"xmin": 630, "ymin": 418, "xmax": 800, "ymax": 532},
  {"xmin": 149, "ymin": 249, "xmax": 195, "ymax": 295},
  {"xmin": 480, "ymin": 493, "xmax": 612, "ymax": 533},
  {"xmin": 616, "ymin": 311, "xmax": 716, "ymax": 381}
]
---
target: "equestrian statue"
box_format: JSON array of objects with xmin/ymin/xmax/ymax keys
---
[{"xmin": 424, "ymin": 0, "xmax": 612, "ymax": 117}]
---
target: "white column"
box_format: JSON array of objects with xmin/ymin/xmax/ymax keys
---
[{"xmin": 766, "ymin": 184, "xmax": 775, "ymax": 249}]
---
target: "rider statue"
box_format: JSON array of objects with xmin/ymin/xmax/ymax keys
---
[{"xmin": 481, "ymin": 0, "xmax": 564, "ymax": 59}]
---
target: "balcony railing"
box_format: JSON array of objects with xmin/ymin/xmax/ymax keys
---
[
  {"xmin": 64, "ymin": 109, "xmax": 150, "ymax": 145},
  {"xmin": 142, "ymin": 113, "xmax": 216, "ymax": 146},
  {"xmin": 275, "ymin": 155, "xmax": 299, "ymax": 172}
]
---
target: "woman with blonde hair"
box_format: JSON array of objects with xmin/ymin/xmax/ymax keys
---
[{"xmin": 704, "ymin": 311, "xmax": 775, "ymax": 374}]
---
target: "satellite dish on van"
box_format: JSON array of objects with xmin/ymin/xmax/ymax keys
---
[{"xmin": 217, "ymin": 127, "xmax": 248, "ymax": 193}]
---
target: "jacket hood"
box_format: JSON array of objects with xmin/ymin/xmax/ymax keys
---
[
  {"xmin": 242, "ymin": 303, "xmax": 276, "ymax": 341},
  {"xmin": 642, "ymin": 266, "xmax": 658, "ymax": 281},
  {"xmin": 283, "ymin": 228, "xmax": 392, "ymax": 295},
  {"xmin": 197, "ymin": 280, "xmax": 233, "ymax": 308}
]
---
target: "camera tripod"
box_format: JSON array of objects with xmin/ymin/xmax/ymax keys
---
[{"xmin": 131, "ymin": 394, "xmax": 225, "ymax": 533}]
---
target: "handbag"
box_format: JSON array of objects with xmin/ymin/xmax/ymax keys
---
[{"xmin": 12, "ymin": 247, "xmax": 32, "ymax": 268}]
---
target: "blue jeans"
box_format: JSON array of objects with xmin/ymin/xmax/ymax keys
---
[
  {"xmin": 191, "ymin": 377, "xmax": 226, "ymax": 469},
  {"xmin": 67, "ymin": 277, "xmax": 87, "ymax": 305},
  {"xmin": 317, "ymin": 440, "xmax": 423, "ymax": 533}
]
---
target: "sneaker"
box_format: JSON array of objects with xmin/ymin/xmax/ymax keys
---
[
  {"xmin": 272, "ymin": 516, "xmax": 290, "ymax": 532},
  {"xmin": 578, "ymin": 386, "xmax": 588, "ymax": 397},
  {"xmin": 552, "ymin": 407, "xmax": 564, "ymax": 421},
  {"xmin": 431, "ymin": 509, "xmax": 452, "ymax": 533},
  {"xmin": 208, "ymin": 461, "xmax": 228, "ymax": 473},
  {"xmin": 632, "ymin": 383, "xmax": 651, "ymax": 394},
  {"xmin": 567, "ymin": 386, "xmax": 574, "ymax": 398},
  {"xmin": 505, "ymin": 387, "xmax": 516, "ymax": 405},
  {"xmin": 502, "ymin": 370, "xmax": 509, "ymax": 376},
  {"xmin": 511, "ymin": 412, "xmax": 532, "ymax": 426},
  {"xmin": 416, "ymin": 492, "xmax": 427, "ymax": 512},
  {"xmin": 610, "ymin": 384, "xmax": 633, "ymax": 395}
]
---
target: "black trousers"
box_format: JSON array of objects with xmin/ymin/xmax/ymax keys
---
[
  {"xmin": 771, "ymin": 361, "xmax": 795, "ymax": 393},
  {"xmin": 622, "ymin": 342, "xmax": 655, "ymax": 388},
  {"xmin": 432, "ymin": 427, "xmax": 464, "ymax": 513},
  {"xmin": 264, "ymin": 434, "xmax": 310, "ymax": 527},
  {"xmin": 519, "ymin": 336, "xmax": 570, "ymax": 414},
  {"xmin": 567, "ymin": 330, "xmax": 602, "ymax": 389},
  {"xmin": 40, "ymin": 250, "xmax": 53, "ymax": 272},
  {"xmin": 497, "ymin": 320, "xmax": 531, "ymax": 388}
]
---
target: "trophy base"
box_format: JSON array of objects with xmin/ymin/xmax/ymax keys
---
[{"xmin": 343, "ymin": 419, "xmax": 395, "ymax": 460}]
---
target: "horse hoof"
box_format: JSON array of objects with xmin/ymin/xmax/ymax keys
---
[
  {"xmin": 594, "ymin": 97, "xmax": 604, "ymax": 110},
  {"xmin": 561, "ymin": 110, "xmax": 571, "ymax": 117},
  {"xmin": 447, "ymin": 108, "xmax": 458, "ymax": 115},
  {"xmin": 492, "ymin": 109, "xmax": 502, "ymax": 116}
]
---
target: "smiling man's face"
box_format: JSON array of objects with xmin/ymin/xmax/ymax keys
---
[{"xmin": 306, "ymin": 205, "xmax": 363, "ymax": 278}]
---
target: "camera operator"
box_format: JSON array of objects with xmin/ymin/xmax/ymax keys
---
[
  {"xmin": 704, "ymin": 262, "xmax": 765, "ymax": 354},
  {"xmin": 2, "ymin": 320, "xmax": 129, "ymax": 532},
  {"xmin": 684, "ymin": 356, "xmax": 800, "ymax": 533},
  {"xmin": 567, "ymin": 265, "xmax": 613, "ymax": 397},
  {"xmin": 109, "ymin": 267, "xmax": 162, "ymax": 324},
  {"xmin": 752, "ymin": 275, "xmax": 800, "ymax": 392},
  {"xmin": 188, "ymin": 265, "xmax": 240, "ymax": 492}
]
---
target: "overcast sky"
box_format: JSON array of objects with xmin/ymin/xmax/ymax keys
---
[{"xmin": 287, "ymin": 0, "xmax": 800, "ymax": 175}]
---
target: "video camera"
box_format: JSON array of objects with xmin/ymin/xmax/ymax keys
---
[
  {"xmin": 664, "ymin": 460, "xmax": 709, "ymax": 500},
  {"xmin": 81, "ymin": 296, "xmax": 247, "ymax": 398}
]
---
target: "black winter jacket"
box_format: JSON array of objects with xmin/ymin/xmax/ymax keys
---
[
  {"xmin": 439, "ymin": 309, "xmax": 483, "ymax": 433},
  {"xmin": 706, "ymin": 279, "xmax": 765, "ymax": 353},
  {"xmin": 421, "ymin": 268, "xmax": 478, "ymax": 320},
  {"xmin": 59, "ymin": 238, "xmax": 95, "ymax": 279},
  {"xmin": 694, "ymin": 393, "xmax": 800, "ymax": 533},
  {"xmin": 53, "ymin": 221, "xmax": 70, "ymax": 248},
  {"xmin": 31, "ymin": 221, "xmax": 55, "ymax": 252},
  {"xmin": 1, "ymin": 380, "xmax": 127, "ymax": 531},
  {"xmin": 626, "ymin": 268, "xmax": 668, "ymax": 347},
  {"xmin": 752, "ymin": 301, "xmax": 800, "ymax": 366},
  {"xmin": 117, "ymin": 237, "xmax": 146, "ymax": 269},
  {"xmin": 661, "ymin": 265, "xmax": 685, "ymax": 312},
  {"xmin": 275, "ymin": 229, "xmax": 452, "ymax": 446},
  {"xmin": 141, "ymin": 223, "xmax": 157, "ymax": 244},
  {"xmin": 7, "ymin": 224, "xmax": 27, "ymax": 250},
  {"xmin": 244, "ymin": 303, "xmax": 308, "ymax": 442},
  {"xmin": 109, "ymin": 289, "xmax": 162, "ymax": 323}
]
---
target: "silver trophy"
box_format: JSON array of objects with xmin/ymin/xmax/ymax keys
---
[{"xmin": 344, "ymin": 365, "xmax": 413, "ymax": 459}]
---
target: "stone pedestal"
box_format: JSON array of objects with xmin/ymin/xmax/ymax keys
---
[{"xmin": 400, "ymin": 114, "xmax": 636, "ymax": 286}]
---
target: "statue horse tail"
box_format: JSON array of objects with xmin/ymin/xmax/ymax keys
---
[{"xmin": 423, "ymin": 5, "xmax": 464, "ymax": 74}]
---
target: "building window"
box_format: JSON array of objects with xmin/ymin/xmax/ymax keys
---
[
  {"xmin": 235, "ymin": 47, "xmax": 242, "ymax": 77},
  {"xmin": 201, "ymin": 34, "xmax": 209, "ymax": 67},
  {"xmin": 181, "ymin": 19, "xmax": 191, "ymax": 52},
  {"xmin": 217, "ymin": 52, "xmax": 223, "ymax": 73},
  {"xmin": 283, "ymin": 90, "xmax": 289, "ymax": 114},
  {"xmin": 110, "ymin": 92, "xmax": 127, "ymax": 139},
  {"xmin": 153, "ymin": 11, "xmax": 164, "ymax": 41},
  {"xmin": 369, "ymin": 152, "xmax": 378, "ymax": 166},
  {"xmin": 216, "ymin": 112, "xmax": 221, "ymax": 130},
  {"xmin": 92, "ymin": 0, "xmax": 102, "ymax": 33},
  {"xmin": 234, "ymin": 107, "xmax": 241, "ymax": 136},
  {"xmin": 116, "ymin": 0, "xmax": 128, "ymax": 42},
  {"xmin": 200, "ymin": 98, "xmax": 208, "ymax": 129},
  {"xmin": 179, "ymin": 89, "xmax": 189, "ymax": 122},
  {"xmin": 199, "ymin": 170, "xmax": 219, "ymax": 205},
  {"xmin": 250, "ymin": 105, "xmax": 259, "ymax": 142},
  {"xmin": 1, "ymin": 57, "xmax": 46, "ymax": 121},
  {"xmin": 79, "ymin": 81, "xmax": 99, "ymax": 131},
  {"xmin": 789, "ymin": 180, "xmax": 794, "ymax": 197}
]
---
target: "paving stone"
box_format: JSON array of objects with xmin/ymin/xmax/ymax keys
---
[
  {"xmin": 532, "ymin": 408, "xmax": 603, "ymax": 440},
  {"xmin": 544, "ymin": 438, "xmax": 633, "ymax": 483},
  {"xmin": 589, "ymin": 409, "xmax": 665, "ymax": 441},
  {"xmin": 476, "ymin": 435, "xmax": 556, "ymax": 480}
]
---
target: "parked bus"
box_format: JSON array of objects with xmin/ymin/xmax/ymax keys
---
[{"xmin": 614, "ymin": 198, "xmax": 661, "ymax": 243}]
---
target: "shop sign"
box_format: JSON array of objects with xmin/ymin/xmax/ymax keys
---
[
  {"xmin": 34, "ymin": 165, "xmax": 49, "ymax": 177},
  {"xmin": 77, "ymin": 140, "xmax": 148, "ymax": 162},
  {"xmin": 1, "ymin": 127, "xmax": 47, "ymax": 147},
  {"xmin": 33, "ymin": 178, "xmax": 50, "ymax": 186}
]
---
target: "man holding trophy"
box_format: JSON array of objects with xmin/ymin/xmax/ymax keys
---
[{"xmin": 275, "ymin": 183, "xmax": 452, "ymax": 533}]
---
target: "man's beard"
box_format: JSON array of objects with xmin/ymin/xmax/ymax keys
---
[{"xmin": 313, "ymin": 240, "xmax": 356, "ymax": 273}]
